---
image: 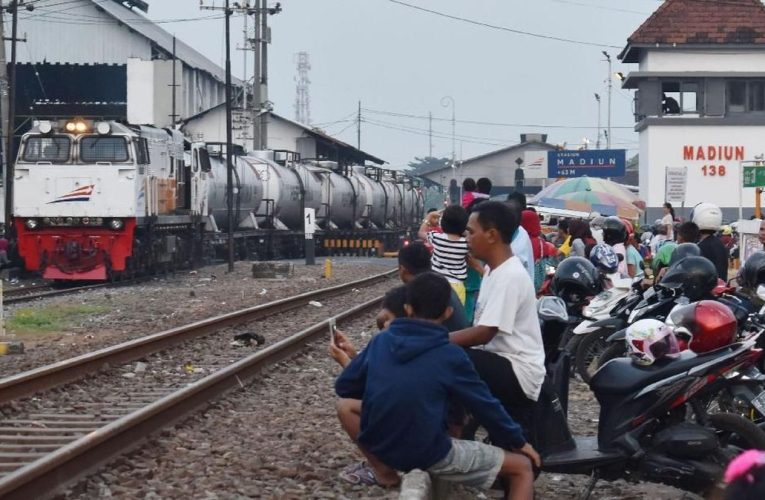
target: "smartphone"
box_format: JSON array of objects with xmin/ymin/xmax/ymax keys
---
[{"xmin": 328, "ymin": 317, "xmax": 337, "ymax": 345}]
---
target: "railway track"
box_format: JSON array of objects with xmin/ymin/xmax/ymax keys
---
[
  {"xmin": 1, "ymin": 278, "xmax": 156, "ymax": 305},
  {"xmin": 0, "ymin": 270, "xmax": 394, "ymax": 499}
]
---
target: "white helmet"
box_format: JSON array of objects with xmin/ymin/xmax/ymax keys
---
[
  {"xmin": 691, "ymin": 202, "xmax": 723, "ymax": 231},
  {"xmin": 625, "ymin": 319, "xmax": 680, "ymax": 366}
]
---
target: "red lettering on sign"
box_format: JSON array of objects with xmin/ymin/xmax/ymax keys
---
[{"xmin": 683, "ymin": 145, "xmax": 746, "ymax": 161}]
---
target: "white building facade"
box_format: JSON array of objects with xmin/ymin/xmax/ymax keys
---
[{"xmin": 621, "ymin": 0, "xmax": 765, "ymax": 218}]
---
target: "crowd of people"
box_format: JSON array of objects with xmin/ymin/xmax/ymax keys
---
[{"xmin": 326, "ymin": 178, "xmax": 764, "ymax": 499}]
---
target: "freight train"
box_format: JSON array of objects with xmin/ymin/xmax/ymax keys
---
[{"xmin": 12, "ymin": 119, "xmax": 424, "ymax": 280}]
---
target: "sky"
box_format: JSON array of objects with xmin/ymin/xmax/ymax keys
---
[{"xmin": 143, "ymin": 0, "xmax": 661, "ymax": 167}]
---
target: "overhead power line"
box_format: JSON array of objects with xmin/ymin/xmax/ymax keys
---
[
  {"xmin": 386, "ymin": 0, "xmax": 622, "ymax": 49},
  {"xmin": 361, "ymin": 107, "xmax": 636, "ymax": 130}
]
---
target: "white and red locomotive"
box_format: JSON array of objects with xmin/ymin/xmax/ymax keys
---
[{"xmin": 12, "ymin": 119, "xmax": 423, "ymax": 280}]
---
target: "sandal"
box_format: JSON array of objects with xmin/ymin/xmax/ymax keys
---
[{"xmin": 339, "ymin": 462, "xmax": 381, "ymax": 486}]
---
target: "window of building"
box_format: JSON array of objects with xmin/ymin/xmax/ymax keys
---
[
  {"xmin": 661, "ymin": 81, "xmax": 699, "ymax": 115},
  {"xmin": 750, "ymin": 82, "xmax": 765, "ymax": 112},
  {"xmin": 80, "ymin": 136, "xmax": 129, "ymax": 163},
  {"xmin": 21, "ymin": 136, "xmax": 71, "ymax": 162},
  {"xmin": 681, "ymin": 83, "xmax": 699, "ymax": 113},
  {"xmin": 728, "ymin": 81, "xmax": 747, "ymax": 113}
]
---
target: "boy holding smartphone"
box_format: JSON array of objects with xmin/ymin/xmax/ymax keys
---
[{"xmin": 330, "ymin": 273, "xmax": 539, "ymax": 499}]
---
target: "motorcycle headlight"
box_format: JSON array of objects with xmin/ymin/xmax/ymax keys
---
[
  {"xmin": 25, "ymin": 219, "xmax": 38, "ymax": 229},
  {"xmin": 109, "ymin": 219, "xmax": 123, "ymax": 230}
]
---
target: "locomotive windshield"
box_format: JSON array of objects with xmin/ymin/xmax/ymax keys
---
[
  {"xmin": 80, "ymin": 136, "xmax": 129, "ymax": 162},
  {"xmin": 22, "ymin": 136, "xmax": 71, "ymax": 162}
]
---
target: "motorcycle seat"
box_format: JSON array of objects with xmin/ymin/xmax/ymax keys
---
[{"xmin": 591, "ymin": 348, "xmax": 734, "ymax": 395}]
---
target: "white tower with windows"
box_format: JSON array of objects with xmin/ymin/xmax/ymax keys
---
[{"xmin": 620, "ymin": 0, "xmax": 765, "ymax": 217}]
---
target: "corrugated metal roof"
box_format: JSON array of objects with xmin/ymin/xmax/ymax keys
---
[{"xmin": 95, "ymin": 0, "xmax": 233, "ymax": 84}]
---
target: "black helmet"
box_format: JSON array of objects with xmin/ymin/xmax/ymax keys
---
[
  {"xmin": 602, "ymin": 216, "xmax": 627, "ymax": 245},
  {"xmin": 669, "ymin": 243, "xmax": 701, "ymax": 267},
  {"xmin": 552, "ymin": 257, "xmax": 602, "ymax": 307},
  {"xmin": 739, "ymin": 251, "xmax": 765, "ymax": 290},
  {"xmin": 660, "ymin": 256, "xmax": 718, "ymax": 301}
]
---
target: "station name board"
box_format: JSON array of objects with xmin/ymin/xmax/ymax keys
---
[{"xmin": 547, "ymin": 149, "xmax": 626, "ymax": 178}]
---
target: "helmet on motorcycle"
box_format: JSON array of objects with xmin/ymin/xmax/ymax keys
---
[
  {"xmin": 691, "ymin": 202, "xmax": 723, "ymax": 231},
  {"xmin": 668, "ymin": 300, "xmax": 737, "ymax": 354},
  {"xmin": 551, "ymin": 257, "xmax": 602, "ymax": 307},
  {"xmin": 602, "ymin": 217, "xmax": 627, "ymax": 245},
  {"xmin": 668, "ymin": 242, "xmax": 701, "ymax": 267},
  {"xmin": 589, "ymin": 243, "xmax": 619, "ymax": 274},
  {"xmin": 722, "ymin": 225, "xmax": 733, "ymax": 236},
  {"xmin": 659, "ymin": 256, "xmax": 718, "ymax": 301},
  {"xmin": 739, "ymin": 251, "xmax": 765, "ymax": 291},
  {"xmin": 625, "ymin": 319, "xmax": 681, "ymax": 366},
  {"xmin": 537, "ymin": 296, "xmax": 568, "ymax": 323}
]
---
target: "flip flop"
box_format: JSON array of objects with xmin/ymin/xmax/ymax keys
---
[{"xmin": 339, "ymin": 462, "xmax": 381, "ymax": 486}]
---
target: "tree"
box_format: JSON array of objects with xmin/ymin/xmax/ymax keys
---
[{"xmin": 407, "ymin": 156, "xmax": 451, "ymax": 175}]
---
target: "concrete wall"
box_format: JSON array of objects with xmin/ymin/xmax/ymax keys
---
[
  {"xmin": 641, "ymin": 49, "xmax": 765, "ymax": 72},
  {"xmin": 639, "ymin": 124, "xmax": 765, "ymax": 209}
]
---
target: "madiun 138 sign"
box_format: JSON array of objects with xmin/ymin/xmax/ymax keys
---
[{"xmin": 547, "ymin": 150, "xmax": 626, "ymax": 178}]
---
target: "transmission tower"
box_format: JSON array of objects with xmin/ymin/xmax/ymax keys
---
[{"xmin": 294, "ymin": 51, "xmax": 311, "ymax": 126}]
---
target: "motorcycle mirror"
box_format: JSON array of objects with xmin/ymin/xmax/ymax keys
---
[{"xmin": 757, "ymin": 284, "xmax": 765, "ymax": 302}]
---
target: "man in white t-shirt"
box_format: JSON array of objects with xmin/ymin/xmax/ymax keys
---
[{"xmin": 450, "ymin": 201, "xmax": 546, "ymax": 441}]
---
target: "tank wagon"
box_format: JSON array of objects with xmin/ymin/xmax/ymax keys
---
[{"xmin": 12, "ymin": 119, "xmax": 423, "ymax": 280}]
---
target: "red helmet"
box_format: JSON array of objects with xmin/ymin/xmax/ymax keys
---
[
  {"xmin": 669, "ymin": 300, "xmax": 737, "ymax": 354},
  {"xmin": 620, "ymin": 218, "xmax": 634, "ymax": 239}
]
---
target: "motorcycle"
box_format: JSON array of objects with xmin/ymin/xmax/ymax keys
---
[
  {"xmin": 535, "ymin": 333, "xmax": 765, "ymax": 496},
  {"xmin": 576, "ymin": 283, "xmax": 682, "ymax": 383}
]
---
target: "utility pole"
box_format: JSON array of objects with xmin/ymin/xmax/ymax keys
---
[
  {"xmin": 441, "ymin": 96, "xmax": 456, "ymax": 184},
  {"xmin": 594, "ymin": 93, "xmax": 601, "ymax": 149},
  {"xmin": 428, "ymin": 112, "xmax": 433, "ymax": 157},
  {"xmin": 357, "ymin": 101, "xmax": 361, "ymax": 149},
  {"xmin": 252, "ymin": 3, "xmax": 261, "ymax": 150},
  {"xmin": 169, "ymin": 36, "xmax": 179, "ymax": 126},
  {"xmin": 201, "ymin": 0, "xmax": 235, "ymax": 272},
  {"xmin": 3, "ymin": 0, "xmax": 30, "ymax": 231},
  {"xmin": 602, "ymin": 51, "xmax": 612, "ymax": 149},
  {"xmin": 242, "ymin": 15, "xmax": 248, "ymax": 112}
]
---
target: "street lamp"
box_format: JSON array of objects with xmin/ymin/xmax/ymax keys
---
[
  {"xmin": 440, "ymin": 96, "xmax": 456, "ymax": 185},
  {"xmin": 594, "ymin": 93, "xmax": 601, "ymax": 149},
  {"xmin": 601, "ymin": 51, "xmax": 612, "ymax": 149}
]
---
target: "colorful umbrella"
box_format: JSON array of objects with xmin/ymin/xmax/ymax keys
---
[{"xmin": 530, "ymin": 177, "xmax": 644, "ymax": 219}]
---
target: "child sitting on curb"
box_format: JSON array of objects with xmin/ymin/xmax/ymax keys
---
[{"xmin": 330, "ymin": 272, "xmax": 540, "ymax": 499}]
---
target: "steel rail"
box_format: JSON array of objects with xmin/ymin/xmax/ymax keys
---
[
  {"xmin": 0, "ymin": 269, "xmax": 395, "ymax": 404},
  {"xmin": 0, "ymin": 294, "xmax": 383, "ymax": 499}
]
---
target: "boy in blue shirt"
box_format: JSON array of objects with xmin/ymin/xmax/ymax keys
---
[{"xmin": 331, "ymin": 272, "xmax": 540, "ymax": 499}]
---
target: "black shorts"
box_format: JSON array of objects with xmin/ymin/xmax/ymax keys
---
[{"xmin": 465, "ymin": 348, "xmax": 536, "ymax": 439}]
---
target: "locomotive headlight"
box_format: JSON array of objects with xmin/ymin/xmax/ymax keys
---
[
  {"xmin": 75, "ymin": 122, "xmax": 87, "ymax": 133},
  {"xmin": 65, "ymin": 122, "xmax": 76, "ymax": 132},
  {"xmin": 25, "ymin": 219, "xmax": 38, "ymax": 229},
  {"xmin": 109, "ymin": 219, "xmax": 123, "ymax": 230},
  {"xmin": 42, "ymin": 217, "xmax": 51, "ymax": 225},
  {"xmin": 95, "ymin": 122, "xmax": 111, "ymax": 135},
  {"xmin": 65, "ymin": 217, "xmax": 73, "ymax": 225},
  {"xmin": 82, "ymin": 217, "xmax": 90, "ymax": 225}
]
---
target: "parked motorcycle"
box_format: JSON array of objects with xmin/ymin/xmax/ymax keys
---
[{"xmin": 536, "ymin": 333, "xmax": 765, "ymax": 496}]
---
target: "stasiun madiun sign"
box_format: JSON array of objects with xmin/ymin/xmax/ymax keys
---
[{"xmin": 547, "ymin": 150, "xmax": 626, "ymax": 178}]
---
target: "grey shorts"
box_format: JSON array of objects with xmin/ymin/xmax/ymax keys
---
[{"xmin": 426, "ymin": 438, "xmax": 505, "ymax": 490}]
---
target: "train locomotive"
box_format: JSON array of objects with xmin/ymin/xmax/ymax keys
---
[{"xmin": 12, "ymin": 119, "xmax": 424, "ymax": 280}]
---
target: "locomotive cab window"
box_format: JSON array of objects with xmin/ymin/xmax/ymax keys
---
[
  {"xmin": 22, "ymin": 136, "xmax": 71, "ymax": 162},
  {"xmin": 80, "ymin": 136, "xmax": 129, "ymax": 163}
]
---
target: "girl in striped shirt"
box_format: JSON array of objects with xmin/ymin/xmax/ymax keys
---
[{"xmin": 419, "ymin": 205, "xmax": 470, "ymax": 304}]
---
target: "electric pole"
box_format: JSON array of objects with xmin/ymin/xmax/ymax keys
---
[
  {"xmin": 594, "ymin": 93, "xmax": 601, "ymax": 149},
  {"xmin": 252, "ymin": 3, "xmax": 261, "ymax": 150},
  {"xmin": 201, "ymin": 0, "xmax": 235, "ymax": 272},
  {"xmin": 169, "ymin": 36, "xmax": 179, "ymax": 125},
  {"xmin": 3, "ymin": 0, "xmax": 31, "ymax": 231},
  {"xmin": 428, "ymin": 112, "xmax": 433, "ymax": 157},
  {"xmin": 357, "ymin": 101, "xmax": 361, "ymax": 149},
  {"xmin": 602, "ymin": 51, "xmax": 612, "ymax": 149}
]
